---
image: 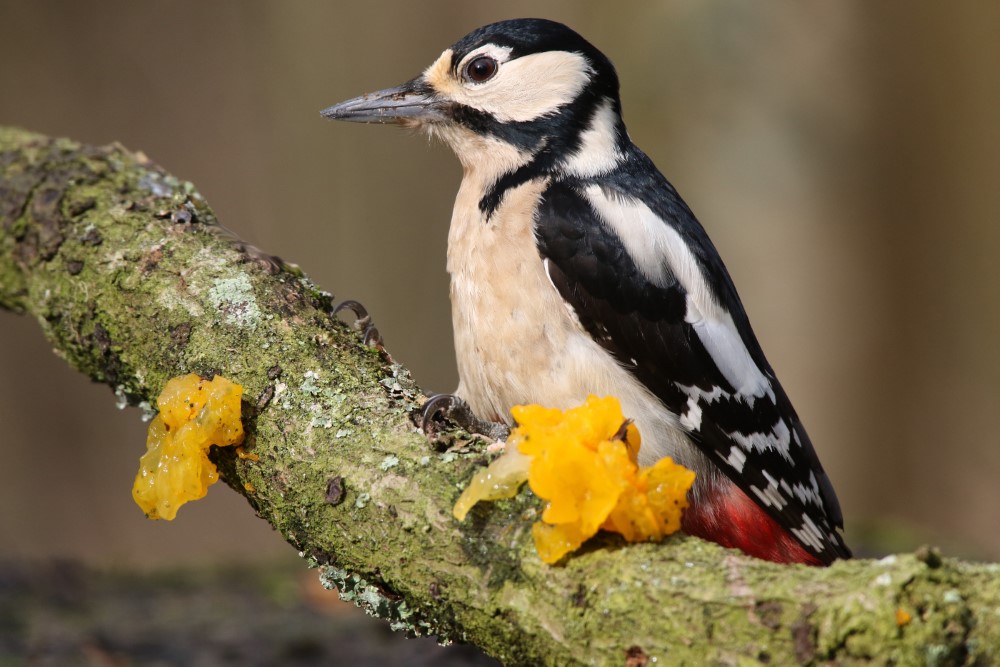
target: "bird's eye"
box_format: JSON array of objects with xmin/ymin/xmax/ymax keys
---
[{"xmin": 465, "ymin": 56, "xmax": 498, "ymax": 83}]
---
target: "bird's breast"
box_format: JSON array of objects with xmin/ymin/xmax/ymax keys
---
[
  {"xmin": 444, "ymin": 174, "xmax": 695, "ymax": 468},
  {"xmin": 447, "ymin": 176, "xmax": 574, "ymax": 421}
]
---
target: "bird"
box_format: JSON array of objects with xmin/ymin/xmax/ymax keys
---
[{"xmin": 322, "ymin": 18, "xmax": 850, "ymax": 565}]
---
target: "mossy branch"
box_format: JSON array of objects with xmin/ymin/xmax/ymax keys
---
[{"xmin": 1, "ymin": 126, "xmax": 997, "ymax": 666}]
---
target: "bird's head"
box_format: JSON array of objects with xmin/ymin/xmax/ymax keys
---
[{"xmin": 323, "ymin": 18, "xmax": 627, "ymax": 177}]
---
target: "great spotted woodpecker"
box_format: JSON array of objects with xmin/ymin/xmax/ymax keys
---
[{"xmin": 322, "ymin": 18, "xmax": 850, "ymax": 565}]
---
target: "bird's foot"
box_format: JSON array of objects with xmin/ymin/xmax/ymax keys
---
[
  {"xmin": 421, "ymin": 393, "xmax": 511, "ymax": 442},
  {"xmin": 333, "ymin": 299, "xmax": 388, "ymax": 353}
]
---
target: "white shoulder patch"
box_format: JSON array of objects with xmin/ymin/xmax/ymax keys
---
[{"xmin": 584, "ymin": 185, "xmax": 773, "ymax": 401}]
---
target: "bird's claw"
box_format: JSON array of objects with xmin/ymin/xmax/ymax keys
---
[
  {"xmin": 362, "ymin": 323, "xmax": 383, "ymax": 348},
  {"xmin": 333, "ymin": 299, "xmax": 370, "ymax": 329},
  {"xmin": 334, "ymin": 299, "xmax": 387, "ymax": 354},
  {"xmin": 421, "ymin": 393, "xmax": 511, "ymax": 441}
]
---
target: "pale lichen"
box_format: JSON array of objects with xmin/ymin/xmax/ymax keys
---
[
  {"xmin": 319, "ymin": 566, "xmax": 443, "ymax": 637},
  {"xmin": 208, "ymin": 273, "xmax": 261, "ymax": 329}
]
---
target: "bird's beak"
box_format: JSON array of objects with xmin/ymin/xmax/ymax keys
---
[{"xmin": 321, "ymin": 77, "xmax": 445, "ymax": 125}]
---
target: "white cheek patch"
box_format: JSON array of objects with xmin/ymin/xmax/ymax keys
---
[{"xmin": 425, "ymin": 47, "xmax": 592, "ymax": 123}]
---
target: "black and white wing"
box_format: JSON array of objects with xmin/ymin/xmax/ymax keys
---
[{"xmin": 534, "ymin": 148, "xmax": 850, "ymax": 562}]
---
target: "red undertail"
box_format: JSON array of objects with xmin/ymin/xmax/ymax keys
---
[{"xmin": 681, "ymin": 479, "xmax": 824, "ymax": 566}]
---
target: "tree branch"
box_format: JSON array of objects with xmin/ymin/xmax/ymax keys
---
[{"xmin": 1, "ymin": 126, "xmax": 996, "ymax": 666}]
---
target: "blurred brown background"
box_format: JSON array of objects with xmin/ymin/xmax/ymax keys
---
[{"xmin": 1, "ymin": 0, "xmax": 998, "ymax": 574}]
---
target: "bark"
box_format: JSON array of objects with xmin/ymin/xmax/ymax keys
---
[{"xmin": 1, "ymin": 126, "xmax": 997, "ymax": 666}]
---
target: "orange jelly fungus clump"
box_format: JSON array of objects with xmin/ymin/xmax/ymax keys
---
[
  {"xmin": 132, "ymin": 374, "xmax": 244, "ymax": 520},
  {"xmin": 452, "ymin": 396, "xmax": 696, "ymax": 564}
]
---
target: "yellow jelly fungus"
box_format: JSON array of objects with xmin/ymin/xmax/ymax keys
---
[
  {"xmin": 602, "ymin": 456, "xmax": 695, "ymax": 543},
  {"xmin": 132, "ymin": 374, "xmax": 245, "ymax": 520},
  {"xmin": 452, "ymin": 395, "xmax": 696, "ymax": 564},
  {"xmin": 453, "ymin": 445, "xmax": 532, "ymax": 521}
]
